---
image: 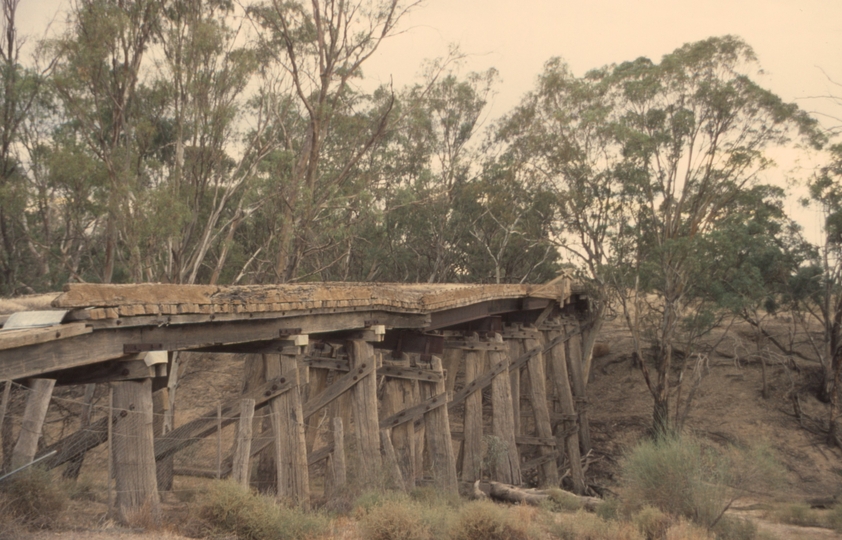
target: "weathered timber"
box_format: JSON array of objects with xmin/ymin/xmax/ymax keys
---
[
  {"xmin": 11, "ymin": 378, "xmax": 55, "ymax": 469},
  {"xmin": 232, "ymin": 399, "xmax": 255, "ymax": 487},
  {"xmin": 0, "ymin": 380, "xmax": 10, "ymax": 469},
  {"xmin": 379, "ymin": 391, "xmax": 447, "ymax": 430},
  {"xmin": 524, "ymin": 333, "xmax": 559, "ymax": 487},
  {"xmin": 490, "ymin": 334, "xmax": 521, "ymax": 485},
  {"xmin": 521, "ymin": 451, "xmax": 560, "ymax": 472},
  {"xmin": 420, "ymin": 356, "xmax": 458, "ymax": 494},
  {"xmin": 269, "ymin": 354, "xmax": 309, "ymax": 509},
  {"xmin": 85, "ymin": 310, "xmax": 430, "ymax": 331},
  {"xmin": 45, "ymin": 358, "xmax": 155, "ymax": 386},
  {"xmin": 547, "ymin": 328, "xmax": 585, "ymax": 494},
  {"xmin": 54, "ymin": 282, "xmax": 567, "ymax": 316},
  {"xmin": 461, "ymin": 349, "xmax": 485, "ymax": 482},
  {"xmin": 441, "ymin": 347, "xmax": 461, "ymax": 400},
  {"xmin": 303, "ymin": 357, "xmax": 349, "ymax": 372},
  {"xmin": 63, "ymin": 383, "xmax": 96, "ymax": 479},
  {"xmin": 489, "ymin": 481, "xmax": 548, "ymax": 505},
  {"xmin": 380, "ymin": 429, "xmax": 406, "ymax": 490},
  {"xmin": 508, "ymin": 336, "xmax": 523, "ymax": 437},
  {"xmin": 37, "ymin": 415, "xmax": 109, "ymax": 470},
  {"xmin": 154, "ymin": 369, "xmax": 296, "ymax": 461},
  {"xmin": 305, "ymin": 368, "xmax": 329, "ymax": 452},
  {"xmin": 487, "ymin": 481, "xmax": 602, "ymax": 511},
  {"xmin": 241, "ymin": 355, "xmax": 273, "ymax": 492},
  {"xmin": 348, "ymin": 340, "xmax": 382, "ymax": 481},
  {"xmin": 302, "ymin": 360, "xmax": 375, "ymax": 420},
  {"xmin": 450, "ymin": 432, "xmax": 555, "ymax": 447},
  {"xmin": 0, "ymin": 323, "xmax": 91, "ymax": 350},
  {"xmin": 566, "ymin": 326, "xmax": 591, "ymax": 454},
  {"xmin": 442, "ymin": 330, "xmax": 580, "ymax": 416},
  {"xmin": 381, "ymin": 356, "xmax": 417, "ymax": 489},
  {"xmin": 112, "ymin": 379, "xmax": 160, "ymax": 525},
  {"xmin": 378, "ymin": 364, "xmax": 444, "ymax": 383},
  {"xmin": 325, "ymin": 417, "xmax": 346, "ymax": 497}
]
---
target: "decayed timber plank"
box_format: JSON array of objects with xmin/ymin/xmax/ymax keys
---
[
  {"xmin": 52, "ymin": 282, "xmax": 571, "ymax": 318},
  {"xmin": 302, "ymin": 360, "xmax": 375, "ymax": 420},
  {"xmin": 0, "ymin": 323, "xmax": 91, "ymax": 351},
  {"xmin": 379, "ymin": 391, "xmax": 447, "ymax": 430},
  {"xmin": 155, "ymin": 368, "xmax": 297, "ymax": 461},
  {"xmin": 377, "ymin": 364, "xmax": 444, "ymax": 383},
  {"xmin": 83, "ymin": 309, "xmax": 430, "ymax": 330},
  {"xmin": 0, "ymin": 312, "xmax": 430, "ymax": 381}
]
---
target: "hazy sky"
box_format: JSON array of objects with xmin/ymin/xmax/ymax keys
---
[{"xmin": 16, "ymin": 0, "xmax": 842, "ymax": 239}]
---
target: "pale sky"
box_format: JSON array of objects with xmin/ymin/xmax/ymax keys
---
[{"xmin": 16, "ymin": 0, "xmax": 842, "ymax": 240}]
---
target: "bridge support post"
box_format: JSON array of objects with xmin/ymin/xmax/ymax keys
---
[
  {"xmin": 267, "ymin": 352, "xmax": 310, "ymax": 509},
  {"xmin": 461, "ymin": 346, "xmax": 486, "ymax": 482},
  {"xmin": 490, "ymin": 333, "xmax": 521, "ymax": 485},
  {"xmin": 381, "ymin": 353, "xmax": 416, "ymax": 489},
  {"xmin": 348, "ymin": 340, "xmax": 381, "ymax": 483},
  {"xmin": 112, "ymin": 378, "xmax": 160, "ymax": 524},
  {"xmin": 525, "ymin": 330, "xmax": 559, "ymax": 487},
  {"xmin": 11, "ymin": 378, "xmax": 55, "ymax": 470},
  {"xmin": 420, "ymin": 355, "xmax": 458, "ymax": 494},
  {"xmin": 547, "ymin": 327, "xmax": 585, "ymax": 495}
]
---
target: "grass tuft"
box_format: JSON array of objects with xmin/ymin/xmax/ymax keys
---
[
  {"xmin": 550, "ymin": 510, "xmax": 643, "ymax": 540},
  {"xmin": 198, "ymin": 480, "xmax": 329, "ymax": 540},
  {"xmin": 0, "ymin": 467, "xmax": 67, "ymax": 529},
  {"xmin": 448, "ymin": 500, "xmax": 531, "ymax": 540}
]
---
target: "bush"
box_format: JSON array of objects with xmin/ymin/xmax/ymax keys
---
[
  {"xmin": 199, "ymin": 480, "xmax": 329, "ymax": 540},
  {"xmin": 633, "ymin": 505, "xmax": 672, "ymax": 539},
  {"xmin": 827, "ymin": 503, "xmax": 842, "ymax": 532},
  {"xmin": 360, "ymin": 499, "xmax": 429, "ymax": 540},
  {"xmin": 711, "ymin": 515, "xmax": 757, "ymax": 540},
  {"xmin": 619, "ymin": 434, "xmax": 781, "ymax": 530},
  {"xmin": 664, "ymin": 518, "xmax": 714, "ymax": 540},
  {"xmin": 0, "ymin": 467, "xmax": 67, "ymax": 529},
  {"xmin": 448, "ymin": 500, "xmax": 530, "ymax": 540},
  {"xmin": 550, "ymin": 510, "xmax": 643, "ymax": 540},
  {"xmin": 769, "ymin": 502, "xmax": 823, "ymax": 527},
  {"xmin": 543, "ymin": 488, "xmax": 586, "ymax": 513}
]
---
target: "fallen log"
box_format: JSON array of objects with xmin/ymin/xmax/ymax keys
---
[{"xmin": 487, "ymin": 481, "xmax": 602, "ymax": 511}]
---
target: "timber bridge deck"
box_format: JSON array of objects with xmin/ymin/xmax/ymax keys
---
[{"xmin": 0, "ymin": 280, "xmax": 592, "ymax": 520}]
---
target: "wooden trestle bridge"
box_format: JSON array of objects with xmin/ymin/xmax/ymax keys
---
[{"xmin": 0, "ymin": 280, "xmax": 592, "ymax": 520}]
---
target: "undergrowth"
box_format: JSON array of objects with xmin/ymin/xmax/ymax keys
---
[{"xmin": 198, "ymin": 480, "xmax": 329, "ymax": 540}]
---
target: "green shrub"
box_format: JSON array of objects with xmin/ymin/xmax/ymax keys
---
[
  {"xmin": 1, "ymin": 467, "xmax": 67, "ymax": 529},
  {"xmin": 199, "ymin": 480, "xmax": 329, "ymax": 540},
  {"xmin": 619, "ymin": 434, "xmax": 781, "ymax": 530},
  {"xmin": 448, "ymin": 500, "xmax": 530, "ymax": 540},
  {"xmin": 769, "ymin": 502, "xmax": 822, "ymax": 527},
  {"xmin": 360, "ymin": 499, "xmax": 429, "ymax": 540},
  {"xmin": 711, "ymin": 515, "xmax": 756, "ymax": 540},
  {"xmin": 664, "ymin": 518, "xmax": 714, "ymax": 540},
  {"xmin": 827, "ymin": 503, "xmax": 842, "ymax": 532},
  {"xmin": 596, "ymin": 496, "xmax": 621, "ymax": 521},
  {"xmin": 633, "ymin": 505, "xmax": 672, "ymax": 539},
  {"xmin": 550, "ymin": 510, "xmax": 643, "ymax": 540},
  {"xmin": 543, "ymin": 488, "xmax": 585, "ymax": 513}
]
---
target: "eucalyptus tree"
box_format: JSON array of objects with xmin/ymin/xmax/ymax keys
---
[
  {"xmin": 493, "ymin": 57, "xmax": 619, "ymax": 377},
  {"xmin": 246, "ymin": 0, "xmax": 420, "ymax": 283},
  {"xmin": 789, "ymin": 143, "xmax": 842, "ymax": 446},
  {"xmin": 46, "ymin": 0, "xmax": 160, "ymax": 283},
  {"xmin": 605, "ymin": 36, "xmax": 821, "ymax": 434},
  {"xmin": 369, "ymin": 63, "xmax": 501, "ymax": 283},
  {"xmin": 0, "ymin": 0, "xmax": 49, "ymax": 294},
  {"xmin": 497, "ymin": 36, "xmax": 821, "ymax": 435},
  {"xmin": 153, "ymin": 0, "xmax": 271, "ymax": 285}
]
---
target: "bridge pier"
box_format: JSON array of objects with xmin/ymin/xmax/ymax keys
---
[{"xmin": 112, "ymin": 378, "xmax": 160, "ymax": 524}]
